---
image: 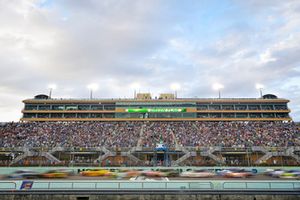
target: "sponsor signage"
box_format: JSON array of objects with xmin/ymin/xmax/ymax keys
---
[{"xmin": 125, "ymin": 108, "xmax": 187, "ymax": 113}]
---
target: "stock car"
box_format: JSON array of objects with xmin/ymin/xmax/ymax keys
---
[
  {"xmin": 6, "ymin": 170, "xmax": 40, "ymax": 179},
  {"xmin": 180, "ymin": 170, "xmax": 215, "ymax": 178},
  {"xmin": 159, "ymin": 169, "xmax": 180, "ymax": 177},
  {"xmin": 115, "ymin": 169, "xmax": 142, "ymax": 179},
  {"xmin": 40, "ymin": 169, "xmax": 74, "ymax": 178},
  {"xmin": 141, "ymin": 170, "xmax": 166, "ymax": 177},
  {"xmin": 279, "ymin": 170, "xmax": 300, "ymax": 179},
  {"xmin": 218, "ymin": 169, "xmax": 253, "ymax": 178},
  {"xmin": 80, "ymin": 169, "xmax": 115, "ymax": 177},
  {"xmin": 264, "ymin": 169, "xmax": 285, "ymax": 178}
]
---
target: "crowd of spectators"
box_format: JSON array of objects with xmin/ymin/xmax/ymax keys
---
[
  {"xmin": 0, "ymin": 121, "xmax": 299, "ymax": 149},
  {"xmin": 178, "ymin": 121, "xmax": 299, "ymax": 147},
  {"xmin": 0, "ymin": 122, "xmax": 143, "ymax": 148},
  {"xmin": 141, "ymin": 122, "xmax": 177, "ymax": 148}
]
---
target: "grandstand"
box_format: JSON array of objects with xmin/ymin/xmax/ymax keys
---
[
  {"xmin": 0, "ymin": 93, "xmax": 299, "ymax": 167},
  {"xmin": 21, "ymin": 93, "xmax": 290, "ymax": 121}
]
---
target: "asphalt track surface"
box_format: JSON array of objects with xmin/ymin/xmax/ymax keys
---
[{"xmin": 1, "ymin": 174, "xmax": 294, "ymax": 181}]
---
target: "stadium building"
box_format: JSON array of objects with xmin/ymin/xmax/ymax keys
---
[
  {"xmin": 0, "ymin": 93, "xmax": 293, "ymax": 168},
  {"xmin": 21, "ymin": 93, "xmax": 291, "ymax": 121}
]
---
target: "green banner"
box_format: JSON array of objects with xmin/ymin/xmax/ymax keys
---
[{"xmin": 125, "ymin": 108, "xmax": 186, "ymax": 113}]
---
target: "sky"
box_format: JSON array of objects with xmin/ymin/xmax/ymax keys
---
[{"xmin": 0, "ymin": 0, "xmax": 300, "ymax": 121}]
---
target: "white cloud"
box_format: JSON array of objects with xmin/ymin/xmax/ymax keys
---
[{"xmin": 0, "ymin": 0, "xmax": 300, "ymax": 121}]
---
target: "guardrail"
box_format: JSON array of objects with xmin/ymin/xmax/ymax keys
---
[{"xmin": 1, "ymin": 180, "xmax": 299, "ymax": 191}]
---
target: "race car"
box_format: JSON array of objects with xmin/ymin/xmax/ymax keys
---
[
  {"xmin": 80, "ymin": 169, "xmax": 114, "ymax": 177},
  {"xmin": 40, "ymin": 169, "xmax": 73, "ymax": 178},
  {"xmin": 7, "ymin": 170, "xmax": 40, "ymax": 179},
  {"xmin": 180, "ymin": 170, "xmax": 215, "ymax": 178},
  {"xmin": 218, "ymin": 169, "xmax": 253, "ymax": 178},
  {"xmin": 264, "ymin": 169, "xmax": 285, "ymax": 178},
  {"xmin": 141, "ymin": 170, "xmax": 166, "ymax": 177},
  {"xmin": 279, "ymin": 170, "xmax": 300, "ymax": 179}
]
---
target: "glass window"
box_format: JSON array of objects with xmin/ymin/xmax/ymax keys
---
[
  {"xmin": 77, "ymin": 113, "xmax": 90, "ymax": 118},
  {"xmin": 51, "ymin": 113, "xmax": 63, "ymax": 118},
  {"xmin": 197, "ymin": 105, "xmax": 208, "ymax": 110},
  {"xmin": 24, "ymin": 105, "xmax": 38, "ymax": 110},
  {"xmin": 274, "ymin": 105, "xmax": 288, "ymax": 110},
  {"xmin": 37, "ymin": 113, "xmax": 49, "ymax": 118},
  {"xmin": 209, "ymin": 105, "xmax": 221, "ymax": 110},
  {"xmin": 276, "ymin": 113, "xmax": 288, "ymax": 118},
  {"xmin": 65, "ymin": 105, "xmax": 78, "ymax": 110},
  {"xmin": 236, "ymin": 113, "xmax": 248, "ymax": 118},
  {"xmin": 38, "ymin": 105, "xmax": 51, "ymax": 110},
  {"xmin": 91, "ymin": 105, "xmax": 103, "ymax": 110},
  {"xmin": 262, "ymin": 113, "xmax": 275, "ymax": 118},
  {"xmin": 78, "ymin": 105, "xmax": 90, "ymax": 110},
  {"xmin": 223, "ymin": 113, "xmax": 235, "ymax": 118},
  {"xmin": 249, "ymin": 113, "xmax": 262, "ymax": 118},
  {"xmin": 52, "ymin": 105, "xmax": 65, "ymax": 110},
  {"xmin": 261, "ymin": 105, "xmax": 274, "ymax": 110},
  {"xmin": 90, "ymin": 113, "xmax": 102, "ymax": 118},
  {"xmin": 209, "ymin": 113, "xmax": 221, "ymax": 118},
  {"xmin": 222, "ymin": 105, "xmax": 234, "ymax": 110},
  {"xmin": 64, "ymin": 113, "xmax": 76, "ymax": 118},
  {"xmin": 248, "ymin": 105, "xmax": 260, "ymax": 110},
  {"xmin": 235, "ymin": 105, "xmax": 247, "ymax": 110},
  {"xmin": 103, "ymin": 105, "xmax": 115, "ymax": 110},
  {"xmin": 103, "ymin": 113, "xmax": 114, "ymax": 118},
  {"xmin": 197, "ymin": 113, "xmax": 209, "ymax": 118},
  {"xmin": 23, "ymin": 113, "xmax": 36, "ymax": 118}
]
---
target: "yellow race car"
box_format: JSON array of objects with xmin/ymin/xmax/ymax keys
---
[
  {"xmin": 80, "ymin": 169, "xmax": 114, "ymax": 177},
  {"xmin": 40, "ymin": 169, "xmax": 73, "ymax": 178}
]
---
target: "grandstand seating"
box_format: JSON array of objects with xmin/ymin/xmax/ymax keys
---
[{"xmin": 0, "ymin": 121, "xmax": 299, "ymax": 148}]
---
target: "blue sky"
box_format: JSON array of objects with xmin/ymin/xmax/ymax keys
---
[{"xmin": 0, "ymin": 0, "xmax": 300, "ymax": 121}]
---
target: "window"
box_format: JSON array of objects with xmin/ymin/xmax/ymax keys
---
[
  {"xmin": 78, "ymin": 105, "xmax": 90, "ymax": 110},
  {"xmin": 66, "ymin": 105, "xmax": 78, "ymax": 110},
  {"xmin": 209, "ymin": 113, "xmax": 221, "ymax": 118},
  {"xmin": 197, "ymin": 113, "xmax": 209, "ymax": 118},
  {"xmin": 222, "ymin": 105, "xmax": 234, "ymax": 110},
  {"xmin": 52, "ymin": 105, "xmax": 65, "ymax": 110},
  {"xmin": 197, "ymin": 105, "xmax": 208, "ymax": 110},
  {"xmin": 274, "ymin": 105, "xmax": 287, "ymax": 110},
  {"xmin": 38, "ymin": 105, "xmax": 51, "ymax": 110},
  {"xmin": 91, "ymin": 105, "xmax": 103, "ymax": 110},
  {"xmin": 236, "ymin": 113, "xmax": 248, "ymax": 118},
  {"xmin": 223, "ymin": 113, "xmax": 235, "ymax": 118},
  {"xmin": 261, "ymin": 105, "xmax": 273, "ymax": 110},
  {"xmin": 64, "ymin": 113, "xmax": 76, "ymax": 118},
  {"xmin": 209, "ymin": 105, "xmax": 221, "ymax": 110},
  {"xmin": 37, "ymin": 113, "xmax": 49, "ymax": 118},
  {"xmin": 77, "ymin": 113, "xmax": 90, "ymax": 118},
  {"xmin": 24, "ymin": 105, "xmax": 38, "ymax": 110},
  {"xmin": 249, "ymin": 113, "xmax": 262, "ymax": 118},
  {"xmin": 248, "ymin": 105, "xmax": 260, "ymax": 110},
  {"xmin": 23, "ymin": 113, "xmax": 36, "ymax": 118},
  {"xmin": 235, "ymin": 105, "xmax": 247, "ymax": 110},
  {"xmin": 90, "ymin": 113, "xmax": 102, "ymax": 118},
  {"xmin": 51, "ymin": 113, "xmax": 63, "ymax": 118}
]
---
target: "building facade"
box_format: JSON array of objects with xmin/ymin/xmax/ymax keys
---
[{"xmin": 21, "ymin": 93, "xmax": 291, "ymax": 122}]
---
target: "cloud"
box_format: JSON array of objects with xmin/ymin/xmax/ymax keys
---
[{"xmin": 0, "ymin": 0, "xmax": 300, "ymax": 121}]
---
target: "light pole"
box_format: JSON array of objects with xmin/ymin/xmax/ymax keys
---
[
  {"xmin": 170, "ymin": 83, "xmax": 181, "ymax": 99},
  {"xmin": 256, "ymin": 83, "xmax": 264, "ymax": 98},
  {"xmin": 48, "ymin": 84, "xmax": 57, "ymax": 99},
  {"xmin": 212, "ymin": 83, "xmax": 224, "ymax": 98},
  {"xmin": 130, "ymin": 82, "xmax": 141, "ymax": 99},
  {"xmin": 87, "ymin": 84, "xmax": 99, "ymax": 99}
]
